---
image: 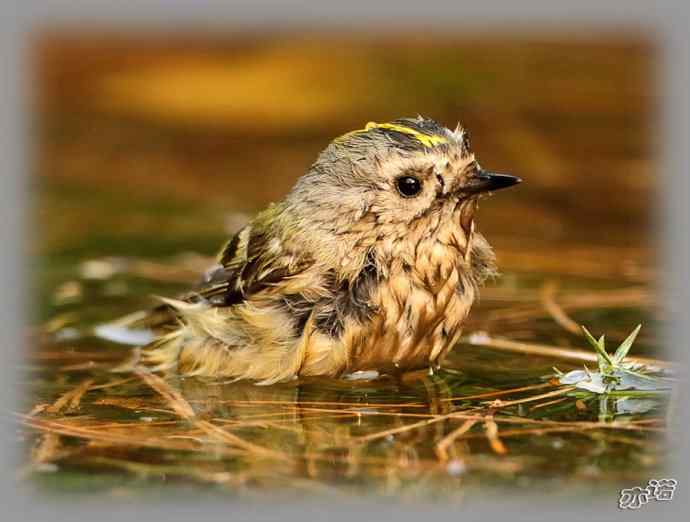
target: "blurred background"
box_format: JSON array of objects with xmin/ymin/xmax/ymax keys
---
[{"xmin": 34, "ymin": 30, "xmax": 655, "ymax": 258}]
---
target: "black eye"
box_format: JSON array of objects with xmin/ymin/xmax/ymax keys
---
[{"xmin": 396, "ymin": 176, "xmax": 422, "ymax": 198}]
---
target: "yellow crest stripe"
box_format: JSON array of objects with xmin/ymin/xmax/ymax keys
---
[
  {"xmin": 334, "ymin": 121, "xmax": 449, "ymax": 147},
  {"xmin": 364, "ymin": 122, "xmax": 449, "ymax": 147}
]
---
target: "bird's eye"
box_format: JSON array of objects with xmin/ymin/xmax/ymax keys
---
[{"xmin": 396, "ymin": 176, "xmax": 423, "ymax": 198}]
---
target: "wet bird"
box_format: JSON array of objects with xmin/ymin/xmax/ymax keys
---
[{"xmin": 140, "ymin": 117, "xmax": 520, "ymax": 384}]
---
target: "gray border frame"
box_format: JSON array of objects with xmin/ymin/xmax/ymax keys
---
[{"xmin": 2, "ymin": 1, "xmax": 688, "ymax": 520}]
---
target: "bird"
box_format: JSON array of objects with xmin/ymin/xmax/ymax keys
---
[{"xmin": 139, "ymin": 116, "xmax": 520, "ymax": 384}]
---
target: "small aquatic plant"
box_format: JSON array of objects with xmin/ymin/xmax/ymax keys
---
[{"xmin": 555, "ymin": 324, "xmax": 670, "ymax": 395}]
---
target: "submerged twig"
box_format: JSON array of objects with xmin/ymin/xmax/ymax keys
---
[
  {"xmin": 194, "ymin": 420, "xmax": 286, "ymax": 458},
  {"xmin": 484, "ymin": 416, "xmax": 508, "ymax": 455},
  {"xmin": 133, "ymin": 368, "xmax": 286, "ymax": 459},
  {"xmin": 20, "ymin": 415, "xmax": 208, "ymax": 452},
  {"xmin": 434, "ymin": 419, "xmax": 478, "ymax": 462}
]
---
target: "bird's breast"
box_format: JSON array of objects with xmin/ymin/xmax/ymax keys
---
[{"xmin": 343, "ymin": 240, "xmax": 477, "ymax": 373}]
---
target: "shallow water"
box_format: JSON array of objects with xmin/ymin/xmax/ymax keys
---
[{"xmin": 25, "ymin": 32, "xmax": 671, "ymax": 503}]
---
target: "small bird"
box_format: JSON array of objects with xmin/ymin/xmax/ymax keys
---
[{"xmin": 141, "ymin": 117, "xmax": 520, "ymax": 384}]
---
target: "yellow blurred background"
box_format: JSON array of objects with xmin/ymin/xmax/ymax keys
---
[{"xmin": 33, "ymin": 30, "xmax": 656, "ymax": 281}]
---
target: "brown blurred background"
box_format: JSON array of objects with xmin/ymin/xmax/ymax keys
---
[{"xmin": 33, "ymin": 29, "xmax": 657, "ymax": 294}]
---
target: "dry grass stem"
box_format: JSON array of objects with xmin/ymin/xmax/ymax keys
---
[
  {"xmin": 89, "ymin": 377, "xmax": 136, "ymax": 390},
  {"xmin": 488, "ymin": 287, "xmax": 653, "ymax": 324},
  {"xmin": 485, "ymin": 386, "xmax": 577, "ymax": 408},
  {"xmin": 441, "ymin": 383, "xmax": 556, "ymax": 402},
  {"xmin": 134, "ymin": 369, "xmax": 196, "ymax": 419},
  {"xmin": 465, "ymin": 335, "xmax": 674, "ymax": 369},
  {"xmin": 46, "ymin": 378, "xmax": 95, "ymax": 414},
  {"xmin": 541, "ymin": 280, "xmax": 581, "ymax": 335},
  {"xmin": 191, "ymin": 398, "xmax": 427, "ymax": 409},
  {"xmin": 529, "ymin": 397, "xmax": 568, "ymax": 411},
  {"xmin": 352, "ymin": 412, "xmax": 484, "ymax": 445}
]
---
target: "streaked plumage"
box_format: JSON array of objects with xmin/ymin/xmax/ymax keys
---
[{"xmin": 140, "ymin": 117, "xmax": 520, "ymax": 384}]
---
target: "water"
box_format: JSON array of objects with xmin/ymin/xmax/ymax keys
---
[{"xmin": 26, "ymin": 33, "xmax": 669, "ymax": 503}]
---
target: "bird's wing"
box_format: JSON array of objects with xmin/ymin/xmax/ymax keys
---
[
  {"xmin": 124, "ymin": 222, "xmax": 313, "ymax": 332},
  {"xmin": 204, "ymin": 221, "xmax": 314, "ymax": 305}
]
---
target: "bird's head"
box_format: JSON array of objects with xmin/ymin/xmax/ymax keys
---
[{"xmin": 281, "ymin": 117, "xmax": 520, "ymax": 271}]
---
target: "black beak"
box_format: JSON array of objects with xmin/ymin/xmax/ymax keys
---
[{"xmin": 464, "ymin": 170, "xmax": 521, "ymax": 194}]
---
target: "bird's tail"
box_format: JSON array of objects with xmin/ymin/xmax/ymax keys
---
[{"xmin": 139, "ymin": 329, "xmax": 187, "ymax": 373}]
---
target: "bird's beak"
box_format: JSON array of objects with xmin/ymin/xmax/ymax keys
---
[{"xmin": 463, "ymin": 170, "xmax": 521, "ymax": 195}]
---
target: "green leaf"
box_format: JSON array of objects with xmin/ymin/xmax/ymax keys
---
[
  {"xmin": 581, "ymin": 325, "xmax": 614, "ymax": 368},
  {"xmin": 613, "ymin": 324, "xmax": 642, "ymax": 364},
  {"xmin": 597, "ymin": 353, "xmax": 609, "ymax": 374},
  {"xmin": 618, "ymin": 366, "xmax": 658, "ymax": 382}
]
